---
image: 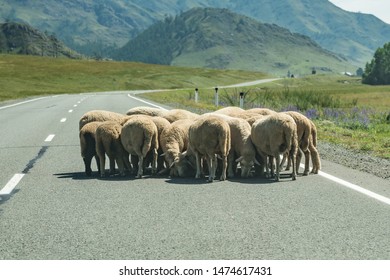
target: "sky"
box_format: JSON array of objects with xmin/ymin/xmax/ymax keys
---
[{"xmin": 329, "ymin": 0, "xmax": 390, "ymax": 24}]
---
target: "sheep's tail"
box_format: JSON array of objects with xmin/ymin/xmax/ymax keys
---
[
  {"xmin": 310, "ymin": 120, "xmax": 318, "ymax": 147},
  {"xmin": 218, "ymin": 125, "xmax": 231, "ymax": 156}
]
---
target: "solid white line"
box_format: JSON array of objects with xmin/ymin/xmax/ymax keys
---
[
  {"xmin": 0, "ymin": 174, "xmax": 25, "ymax": 197},
  {"xmin": 127, "ymin": 94, "xmax": 168, "ymax": 111},
  {"xmin": 0, "ymin": 97, "xmax": 48, "ymax": 110},
  {"xmin": 45, "ymin": 134, "xmax": 55, "ymax": 142},
  {"xmin": 318, "ymin": 171, "xmax": 390, "ymax": 206},
  {"xmin": 60, "ymin": 118, "xmax": 67, "ymax": 123}
]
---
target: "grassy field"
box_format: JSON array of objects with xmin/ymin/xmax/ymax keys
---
[
  {"xmin": 1, "ymin": 54, "xmax": 389, "ymax": 159},
  {"xmin": 0, "ymin": 54, "xmax": 269, "ymax": 102}
]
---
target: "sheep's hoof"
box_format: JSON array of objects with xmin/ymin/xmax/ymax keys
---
[
  {"xmin": 292, "ymin": 174, "xmax": 297, "ymax": 180},
  {"xmin": 303, "ymin": 171, "xmax": 309, "ymax": 176},
  {"xmin": 220, "ymin": 176, "xmax": 226, "ymax": 181},
  {"xmin": 135, "ymin": 174, "xmax": 142, "ymax": 179}
]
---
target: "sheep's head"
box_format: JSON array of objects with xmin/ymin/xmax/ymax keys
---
[
  {"xmin": 236, "ymin": 155, "xmax": 260, "ymax": 178},
  {"xmin": 171, "ymin": 151, "xmax": 196, "ymax": 177}
]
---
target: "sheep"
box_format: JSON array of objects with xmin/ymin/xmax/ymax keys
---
[
  {"xmin": 121, "ymin": 115, "xmax": 159, "ymax": 178},
  {"xmin": 308, "ymin": 119, "xmax": 321, "ymax": 174},
  {"xmin": 79, "ymin": 110, "xmax": 126, "ymax": 130},
  {"xmin": 146, "ymin": 116, "xmax": 171, "ymax": 173},
  {"xmin": 162, "ymin": 109, "xmax": 199, "ymax": 123},
  {"xmin": 95, "ymin": 121, "xmax": 132, "ymax": 177},
  {"xmin": 214, "ymin": 106, "xmax": 245, "ymax": 116},
  {"xmin": 126, "ymin": 106, "xmax": 165, "ymax": 117},
  {"xmin": 188, "ymin": 115, "xmax": 231, "ymax": 182},
  {"xmin": 246, "ymin": 107, "xmax": 276, "ymax": 116},
  {"xmin": 282, "ymin": 111, "xmax": 321, "ymax": 175},
  {"xmin": 203, "ymin": 113, "xmax": 258, "ymax": 178},
  {"xmin": 79, "ymin": 121, "xmax": 102, "ymax": 176},
  {"xmin": 251, "ymin": 113, "xmax": 298, "ymax": 181},
  {"xmin": 159, "ymin": 118, "xmax": 194, "ymax": 177}
]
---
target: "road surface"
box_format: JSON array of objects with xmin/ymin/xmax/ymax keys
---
[{"xmin": 0, "ymin": 91, "xmax": 389, "ymax": 260}]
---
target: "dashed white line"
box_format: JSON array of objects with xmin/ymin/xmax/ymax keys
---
[
  {"xmin": 73, "ymin": 104, "xmax": 77, "ymax": 107},
  {"xmin": 60, "ymin": 118, "xmax": 67, "ymax": 123},
  {"xmin": 68, "ymin": 109, "xmax": 73, "ymax": 113},
  {"xmin": 0, "ymin": 174, "xmax": 25, "ymax": 198},
  {"xmin": 44, "ymin": 134, "xmax": 55, "ymax": 142}
]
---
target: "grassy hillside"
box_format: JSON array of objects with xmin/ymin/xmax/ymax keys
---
[
  {"xmin": 116, "ymin": 8, "xmax": 350, "ymax": 76},
  {"xmin": 0, "ymin": 54, "xmax": 269, "ymax": 102}
]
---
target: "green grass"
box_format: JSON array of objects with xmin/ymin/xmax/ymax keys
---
[{"xmin": 0, "ymin": 54, "xmax": 269, "ymax": 102}]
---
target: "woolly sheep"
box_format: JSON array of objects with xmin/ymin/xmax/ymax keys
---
[
  {"xmin": 79, "ymin": 121, "xmax": 101, "ymax": 176},
  {"xmin": 282, "ymin": 111, "xmax": 321, "ymax": 175},
  {"xmin": 203, "ymin": 113, "xmax": 258, "ymax": 178},
  {"xmin": 95, "ymin": 121, "xmax": 132, "ymax": 177},
  {"xmin": 162, "ymin": 109, "xmax": 199, "ymax": 123},
  {"xmin": 126, "ymin": 106, "xmax": 165, "ymax": 117},
  {"xmin": 79, "ymin": 110, "xmax": 126, "ymax": 130},
  {"xmin": 246, "ymin": 108, "xmax": 276, "ymax": 116},
  {"xmin": 251, "ymin": 113, "xmax": 298, "ymax": 181},
  {"xmin": 146, "ymin": 116, "xmax": 171, "ymax": 172},
  {"xmin": 121, "ymin": 115, "xmax": 159, "ymax": 178},
  {"xmin": 188, "ymin": 115, "xmax": 231, "ymax": 182},
  {"xmin": 160, "ymin": 119, "xmax": 194, "ymax": 177}
]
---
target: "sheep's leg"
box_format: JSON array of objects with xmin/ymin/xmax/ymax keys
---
[
  {"xmin": 131, "ymin": 155, "xmax": 138, "ymax": 175},
  {"xmin": 109, "ymin": 156, "xmax": 116, "ymax": 175},
  {"xmin": 99, "ymin": 155, "xmax": 106, "ymax": 178},
  {"xmin": 274, "ymin": 154, "xmax": 281, "ymax": 182},
  {"xmin": 309, "ymin": 144, "xmax": 321, "ymax": 174},
  {"xmin": 195, "ymin": 152, "xmax": 202, "ymax": 179},
  {"xmin": 269, "ymin": 156, "xmax": 275, "ymax": 178},
  {"xmin": 123, "ymin": 154, "xmax": 132, "ymax": 174},
  {"xmin": 136, "ymin": 155, "xmax": 144, "ymax": 179},
  {"xmin": 302, "ymin": 149, "xmax": 310, "ymax": 176},
  {"xmin": 227, "ymin": 152, "xmax": 235, "ymax": 178},
  {"xmin": 151, "ymin": 148, "xmax": 158, "ymax": 175},
  {"xmin": 281, "ymin": 152, "xmax": 289, "ymax": 170},
  {"xmin": 295, "ymin": 149, "xmax": 303, "ymax": 174},
  {"xmin": 207, "ymin": 154, "xmax": 215, "ymax": 182},
  {"xmin": 220, "ymin": 155, "xmax": 227, "ymax": 181},
  {"xmin": 290, "ymin": 150, "xmax": 297, "ymax": 181},
  {"xmin": 116, "ymin": 157, "xmax": 126, "ymax": 177},
  {"xmin": 83, "ymin": 156, "xmax": 93, "ymax": 176}
]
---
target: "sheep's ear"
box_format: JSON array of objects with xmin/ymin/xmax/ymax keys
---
[
  {"xmin": 179, "ymin": 151, "xmax": 187, "ymax": 158},
  {"xmin": 254, "ymin": 158, "xmax": 261, "ymax": 165},
  {"xmin": 235, "ymin": 156, "xmax": 243, "ymax": 163},
  {"xmin": 169, "ymin": 161, "xmax": 175, "ymax": 168}
]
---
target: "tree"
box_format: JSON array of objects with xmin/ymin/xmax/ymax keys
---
[{"xmin": 362, "ymin": 42, "xmax": 390, "ymax": 85}]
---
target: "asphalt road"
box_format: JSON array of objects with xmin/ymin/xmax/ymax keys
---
[{"xmin": 0, "ymin": 91, "xmax": 389, "ymax": 260}]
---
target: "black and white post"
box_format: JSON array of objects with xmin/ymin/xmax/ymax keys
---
[
  {"xmin": 215, "ymin": 87, "xmax": 219, "ymax": 107},
  {"xmin": 239, "ymin": 92, "xmax": 244, "ymax": 108},
  {"xmin": 195, "ymin": 88, "xmax": 199, "ymax": 103}
]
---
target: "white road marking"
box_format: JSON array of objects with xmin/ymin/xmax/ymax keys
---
[
  {"xmin": 319, "ymin": 170, "xmax": 390, "ymax": 206},
  {"xmin": 60, "ymin": 118, "xmax": 67, "ymax": 123},
  {"xmin": 73, "ymin": 104, "xmax": 77, "ymax": 107},
  {"xmin": 44, "ymin": 134, "xmax": 55, "ymax": 142},
  {"xmin": 68, "ymin": 109, "xmax": 73, "ymax": 113},
  {"xmin": 0, "ymin": 97, "xmax": 48, "ymax": 110},
  {"xmin": 127, "ymin": 94, "xmax": 168, "ymax": 111},
  {"xmin": 0, "ymin": 174, "xmax": 25, "ymax": 198}
]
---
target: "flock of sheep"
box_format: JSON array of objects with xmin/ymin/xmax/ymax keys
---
[{"xmin": 79, "ymin": 106, "xmax": 321, "ymax": 182}]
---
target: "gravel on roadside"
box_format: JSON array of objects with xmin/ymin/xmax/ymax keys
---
[{"xmin": 318, "ymin": 142, "xmax": 390, "ymax": 181}]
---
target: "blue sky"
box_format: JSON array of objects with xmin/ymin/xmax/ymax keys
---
[{"xmin": 329, "ymin": 0, "xmax": 390, "ymax": 24}]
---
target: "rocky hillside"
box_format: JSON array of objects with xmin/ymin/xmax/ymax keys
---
[{"xmin": 0, "ymin": 22, "xmax": 81, "ymax": 58}]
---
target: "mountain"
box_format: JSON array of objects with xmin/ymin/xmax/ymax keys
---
[
  {"xmin": 0, "ymin": 22, "xmax": 81, "ymax": 58},
  {"xmin": 115, "ymin": 8, "xmax": 348, "ymax": 75},
  {"xmin": 1, "ymin": 0, "xmax": 389, "ymax": 65}
]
